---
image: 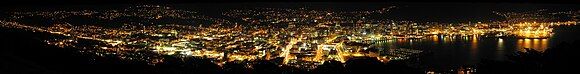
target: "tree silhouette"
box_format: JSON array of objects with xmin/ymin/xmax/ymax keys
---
[
  {"xmin": 252, "ymin": 60, "xmax": 281, "ymax": 74},
  {"xmin": 314, "ymin": 60, "xmax": 346, "ymax": 73}
]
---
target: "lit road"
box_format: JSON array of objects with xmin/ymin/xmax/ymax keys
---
[{"xmin": 282, "ymin": 35, "xmax": 302, "ymax": 64}]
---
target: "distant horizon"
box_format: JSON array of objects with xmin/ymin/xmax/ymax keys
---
[
  {"xmin": 1, "ymin": 0, "xmax": 580, "ymax": 4},
  {"xmin": 2, "ymin": 3, "xmax": 577, "ymax": 23}
]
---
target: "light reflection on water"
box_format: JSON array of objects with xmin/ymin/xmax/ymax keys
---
[
  {"xmin": 374, "ymin": 25, "xmax": 580, "ymax": 69},
  {"xmin": 517, "ymin": 38, "xmax": 549, "ymax": 52},
  {"xmin": 497, "ymin": 38, "xmax": 505, "ymax": 60},
  {"xmin": 377, "ymin": 35, "xmax": 551, "ymax": 69},
  {"xmin": 470, "ymin": 35, "xmax": 478, "ymax": 64}
]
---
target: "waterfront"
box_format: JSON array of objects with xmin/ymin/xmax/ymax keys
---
[{"xmin": 372, "ymin": 25, "xmax": 579, "ymax": 70}]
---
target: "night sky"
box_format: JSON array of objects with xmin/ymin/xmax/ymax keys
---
[{"xmin": 0, "ymin": 0, "xmax": 579, "ymax": 5}]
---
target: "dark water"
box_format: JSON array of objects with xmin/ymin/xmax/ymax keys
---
[{"xmin": 377, "ymin": 25, "xmax": 580, "ymax": 69}]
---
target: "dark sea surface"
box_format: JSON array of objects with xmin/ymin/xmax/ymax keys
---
[{"xmin": 375, "ymin": 25, "xmax": 580, "ymax": 69}]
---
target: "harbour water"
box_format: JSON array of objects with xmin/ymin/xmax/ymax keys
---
[{"xmin": 377, "ymin": 25, "xmax": 580, "ymax": 69}]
